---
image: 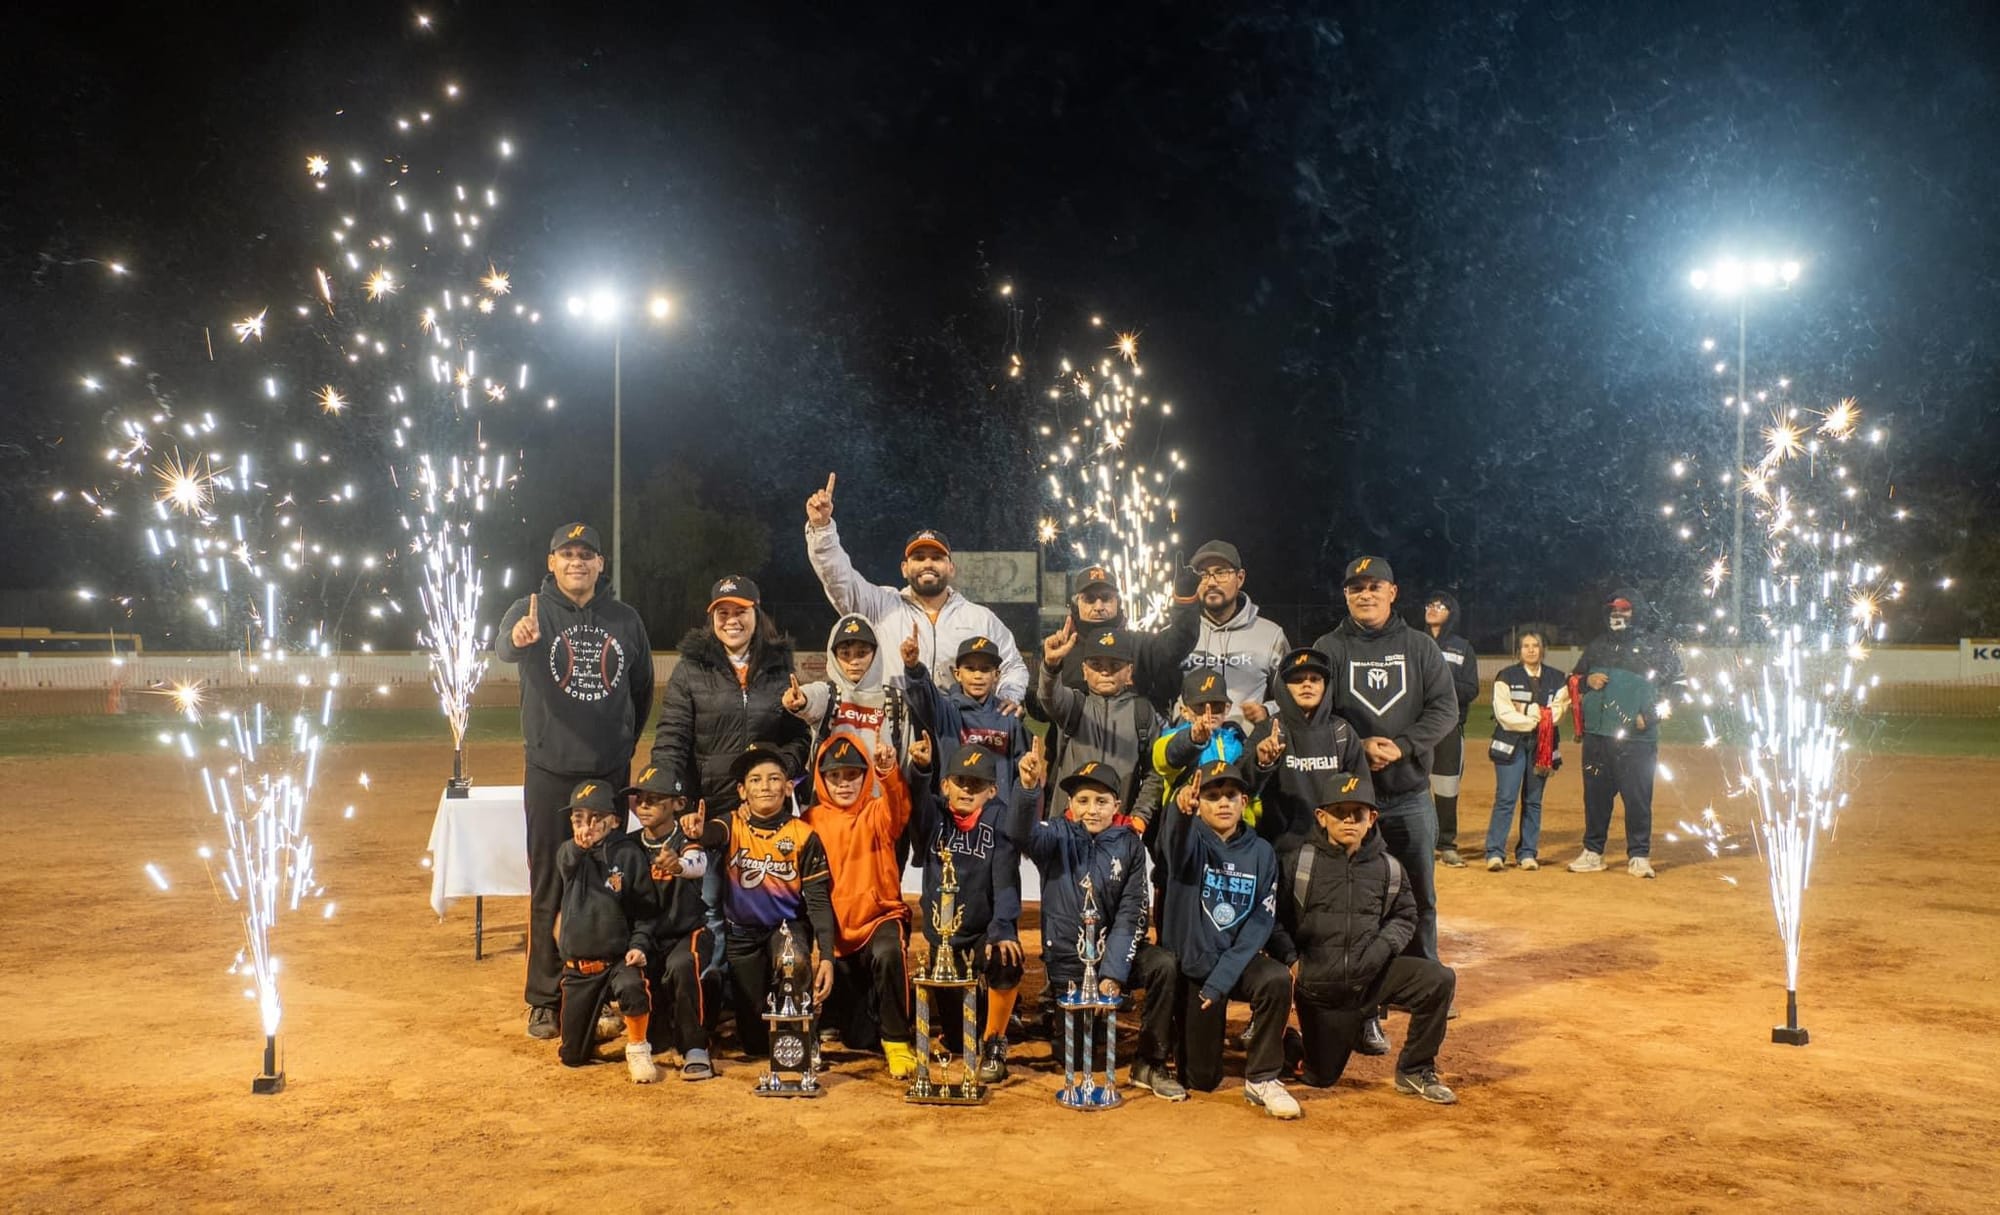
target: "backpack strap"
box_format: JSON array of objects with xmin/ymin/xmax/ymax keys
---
[
  {"xmin": 1292, "ymin": 846, "xmax": 1317, "ymax": 915},
  {"xmin": 1382, "ymin": 854, "xmax": 1405, "ymax": 919}
]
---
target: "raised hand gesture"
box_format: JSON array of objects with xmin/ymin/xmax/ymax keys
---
[
  {"xmin": 510, "ymin": 593, "xmax": 541, "ymax": 648},
  {"xmin": 1238, "ymin": 700, "xmax": 1269, "ymax": 726},
  {"xmin": 781, "ymin": 673, "xmax": 808, "ymax": 715},
  {"xmin": 900, "ymin": 622, "xmax": 921, "ymax": 669},
  {"xmin": 1256, "ymin": 719, "xmax": 1286, "ymax": 767},
  {"xmin": 805, "ymin": 473, "xmax": 837, "ymax": 527},
  {"xmin": 908, "ymin": 730, "xmax": 934, "ymax": 770},
  {"xmin": 1018, "ymin": 733, "xmax": 1048, "ymax": 789},
  {"xmin": 1041, "ymin": 618, "xmax": 1078, "ymax": 669},
  {"xmin": 1189, "ymin": 715, "xmax": 1214, "ymax": 747},
  {"xmin": 872, "ymin": 738, "xmax": 898, "ymax": 776}
]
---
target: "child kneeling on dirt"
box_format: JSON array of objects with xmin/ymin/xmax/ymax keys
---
[
  {"xmin": 803, "ymin": 733, "xmax": 922, "ymax": 1078},
  {"xmin": 554, "ymin": 779, "xmax": 662, "ymax": 1083},
  {"xmin": 1156, "ymin": 756, "xmax": 1298, "ymax": 1118},
  {"xmin": 626, "ymin": 764, "xmax": 720, "ymax": 1081},
  {"xmin": 1007, "ymin": 741, "xmax": 1184, "ymax": 1100},
  {"xmin": 1268, "ymin": 772, "xmax": 1458, "ymax": 1105},
  {"xmin": 909, "ymin": 743, "xmax": 1025, "ymax": 1084}
]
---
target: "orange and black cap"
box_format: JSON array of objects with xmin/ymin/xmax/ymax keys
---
[
  {"xmin": 1059, "ymin": 759, "xmax": 1125, "ymax": 798},
  {"xmin": 1342, "ymin": 555, "xmax": 1394, "ymax": 586},
  {"xmin": 549, "ymin": 522, "xmax": 602, "ymax": 555},
  {"xmin": 904, "ymin": 528, "xmax": 952, "ymax": 558},
  {"xmin": 944, "ymin": 744, "xmax": 1000, "ymax": 786},
  {"xmin": 1180, "ymin": 667, "xmax": 1229, "ymax": 708},
  {"xmin": 564, "ymin": 779, "xmax": 620, "ymax": 816},
  {"xmin": 730, "ymin": 742, "xmax": 794, "ymax": 783},
  {"xmin": 707, "ymin": 575, "xmax": 761, "ymax": 613},
  {"xmin": 1196, "ymin": 756, "xmax": 1254, "ymax": 793},
  {"xmin": 1279, "ymin": 647, "xmax": 1333, "ymax": 681},
  {"xmin": 817, "ymin": 737, "xmax": 870, "ymax": 773}
]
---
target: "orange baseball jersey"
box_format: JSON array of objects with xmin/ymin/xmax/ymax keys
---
[{"xmin": 722, "ymin": 813, "xmax": 829, "ymax": 930}]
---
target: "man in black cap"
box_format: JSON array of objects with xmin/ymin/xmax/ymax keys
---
[
  {"xmin": 1179, "ymin": 540, "xmax": 1290, "ymax": 727},
  {"xmin": 803, "ymin": 473, "xmax": 1029, "ymax": 709},
  {"xmin": 497, "ymin": 522, "xmax": 655, "ymax": 1040},
  {"xmin": 1045, "ymin": 562, "xmax": 1204, "ymax": 716},
  {"xmin": 1310, "ymin": 556, "xmax": 1458, "ymax": 966}
]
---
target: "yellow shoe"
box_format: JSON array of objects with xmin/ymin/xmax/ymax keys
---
[{"xmin": 882, "ymin": 1039, "xmax": 918, "ymax": 1079}]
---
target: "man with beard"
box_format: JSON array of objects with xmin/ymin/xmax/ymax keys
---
[
  {"xmin": 497, "ymin": 523, "xmax": 655, "ymax": 1041},
  {"xmin": 803, "ymin": 473, "xmax": 1029, "ymax": 712},
  {"xmin": 1566, "ymin": 588, "xmax": 1686, "ymax": 879},
  {"xmin": 1179, "ymin": 540, "xmax": 1290, "ymax": 727},
  {"xmin": 1309, "ymin": 556, "xmax": 1458, "ymax": 965}
]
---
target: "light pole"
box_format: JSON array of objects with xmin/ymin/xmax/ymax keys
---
[
  {"xmin": 566, "ymin": 289, "xmax": 675, "ymax": 601},
  {"xmin": 1688, "ymin": 256, "xmax": 1801, "ymax": 633}
]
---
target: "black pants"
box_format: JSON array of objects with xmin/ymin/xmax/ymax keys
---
[
  {"xmin": 725, "ymin": 922, "xmax": 814, "ymax": 1057},
  {"xmin": 1581, "ymin": 736, "xmax": 1656, "ymax": 859},
  {"xmin": 557, "ymin": 959, "xmax": 649, "ymax": 1067},
  {"xmin": 1295, "ymin": 956, "xmax": 1456, "ymax": 1084},
  {"xmin": 645, "ymin": 928, "xmax": 716, "ymax": 1055},
  {"xmin": 1431, "ymin": 723, "xmax": 1466, "ymax": 849},
  {"xmin": 1045, "ymin": 941, "xmax": 1178, "ymax": 1066},
  {"xmin": 826, "ymin": 920, "xmax": 913, "ymax": 1050},
  {"xmin": 1176, "ymin": 954, "xmax": 1293, "ymax": 1091},
  {"xmin": 525, "ymin": 763, "xmax": 628, "ymax": 1010}
]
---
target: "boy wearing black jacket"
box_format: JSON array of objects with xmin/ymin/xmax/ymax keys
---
[
  {"xmin": 1007, "ymin": 743, "xmax": 1185, "ymax": 1101},
  {"xmin": 1248, "ymin": 647, "xmax": 1374, "ymax": 858},
  {"xmin": 1269, "ymin": 772, "xmax": 1458, "ymax": 1104},
  {"xmin": 552, "ymin": 780, "xmax": 661, "ymax": 1083},
  {"xmin": 1157, "ymin": 756, "xmax": 1298, "ymax": 1119},
  {"xmin": 1311, "ymin": 555, "xmax": 1459, "ymax": 964},
  {"xmin": 1036, "ymin": 621, "xmax": 1165, "ymax": 826},
  {"xmin": 626, "ymin": 764, "xmax": 718, "ymax": 1081}
]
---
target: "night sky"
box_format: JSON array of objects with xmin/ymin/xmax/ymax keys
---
[{"xmin": 6, "ymin": 1, "xmax": 1997, "ymax": 650}]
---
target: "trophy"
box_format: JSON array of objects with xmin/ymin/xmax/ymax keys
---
[
  {"xmin": 1056, "ymin": 875, "xmax": 1123, "ymax": 1111},
  {"xmin": 754, "ymin": 923, "xmax": 824, "ymax": 1098},
  {"xmin": 907, "ymin": 849, "xmax": 988, "ymax": 1105}
]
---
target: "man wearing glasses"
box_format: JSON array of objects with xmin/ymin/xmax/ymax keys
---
[{"xmin": 1178, "ymin": 540, "xmax": 1290, "ymax": 727}]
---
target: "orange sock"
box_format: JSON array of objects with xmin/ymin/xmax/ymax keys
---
[
  {"xmin": 983, "ymin": 988, "xmax": 1019, "ymax": 1041},
  {"xmin": 624, "ymin": 1013, "xmax": 650, "ymax": 1045}
]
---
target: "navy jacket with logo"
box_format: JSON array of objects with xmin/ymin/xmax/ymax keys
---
[
  {"xmin": 1309, "ymin": 614, "xmax": 1458, "ymax": 797},
  {"xmin": 908, "ymin": 782, "xmax": 1021, "ymax": 949},
  {"xmin": 1004, "ymin": 784, "xmax": 1151, "ymax": 985},
  {"xmin": 1156, "ymin": 806, "xmax": 1280, "ymax": 1005}
]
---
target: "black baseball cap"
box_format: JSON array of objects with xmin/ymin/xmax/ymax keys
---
[
  {"xmin": 1069, "ymin": 564, "xmax": 1118, "ymax": 597},
  {"xmin": 1307, "ymin": 768, "xmax": 1376, "ymax": 812},
  {"xmin": 549, "ymin": 522, "xmax": 602, "ymax": 554},
  {"xmin": 1279, "ymin": 647, "xmax": 1333, "ymax": 680},
  {"xmin": 944, "ymin": 744, "xmax": 1000, "ymax": 786},
  {"xmin": 955, "ymin": 635, "xmax": 1001, "ymax": 664},
  {"xmin": 707, "ymin": 575, "xmax": 760, "ymax": 613},
  {"xmin": 831, "ymin": 615, "xmax": 878, "ymax": 649},
  {"xmin": 730, "ymin": 742, "xmax": 794, "ymax": 783},
  {"xmin": 623, "ymin": 764, "xmax": 688, "ymax": 799},
  {"xmin": 1189, "ymin": 540, "xmax": 1242, "ymax": 571},
  {"xmin": 1078, "ymin": 627, "xmax": 1134, "ymax": 666},
  {"xmin": 1181, "ymin": 666, "xmax": 1230, "ymax": 707},
  {"xmin": 1342, "ymin": 555, "xmax": 1395, "ymax": 586},
  {"xmin": 817, "ymin": 737, "xmax": 869, "ymax": 773},
  {"xmin": 1195, "ymin": 755, "xmax": 1254, "ymax": 793},
  {"xmin": 564, "ymin": 779, "xmax": 620, "ymax": 816},
  {"xmin": 1059, "ymin": 760, "xmax": 1125, "ymax": 797},
  {"xmin": 904, "ymin": 528, "xmax": 952, "ymax": 558}
]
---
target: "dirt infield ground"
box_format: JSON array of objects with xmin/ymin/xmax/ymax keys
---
[{"xmin": 3, "ymin": 736, "xmax": 1996, "ymax": 1213}]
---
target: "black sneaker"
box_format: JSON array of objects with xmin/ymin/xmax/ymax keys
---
[
  {"xmin": 526, "ymin": 1006, "xmax": 558, "ymax": 1040},
  {"xmin": 975, "ymin": 1036, "xmax": 1010, "ymax": 1084},
  {"xmin": 1358, "ymin": 1016, "xmax": 1390, "ymax": 1057},
  {"xmin": 1439, "ymin": 848, "xmax": 1468, "ymax": 868},
  {"xmin": 1282, "ymin": 1027, "xmax": 1305, "ymax": 1077},
  {"xmin": 1130, "ymin": 1058, "xmax": 1189, "ymax": 1101},
  {"xmin": 1395, "ymin": 1066, "xmax": 1458, "ymax": 1104}
]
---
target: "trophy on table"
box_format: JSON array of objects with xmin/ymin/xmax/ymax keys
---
[
  {"xmin": 907, "ymin": 848, "xmax": 989, "ymax": 1105},
  {"xmin": 1055, "ymin": 875, "xmax": 1124, "ymax": 1111},
  {"xmin": 754, "ymin": 922, "xmax": 824, "ymax": 1098}
]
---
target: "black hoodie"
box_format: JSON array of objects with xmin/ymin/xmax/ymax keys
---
[
  {"xmin": 1309, "ymin": 613, "xmax": 1459, "ymax": 797},
  {"xmin": 497, "ymin": 573, "xmax": 655, "ymax": 777},
  {"xmin": 1423, "ymin": 590, "xmax": 1479, "ymax": 729},
  {"xmin": 1156, "ymin": 807, "xmax": 1281, "ymax": 1005},
  {"xmin": 555, "ymin": 833, "xmax": 656, "ymax": 962},
  {"xmin": 1572, "ymin": 587, "xmax": 1686, "ymax": 744},
  {"xmin": 1247, "ymin": 673, "xmax": 1373, "ymax": 857},
  {"xmin": 1267, "ymin": 826, "xmax": 1416, "ymax": 1007},
  {"xmin": 649, "ymin": 627, "xmax": 810, "ymax": 817}
]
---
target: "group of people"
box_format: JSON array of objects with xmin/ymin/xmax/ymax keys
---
[{"xmin": 493, "ymin": 476, "xmax": 1686, "ymax": 1115}]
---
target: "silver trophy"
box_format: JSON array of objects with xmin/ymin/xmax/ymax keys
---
[
  {"xmin": 1056, "ymin": 875, "xmax": 1123, "ymax": 1111},
  {"xmin": 754, "ymin": 922, "xmax": 824, "ymax": 1098},
  {"xmin": 907, "ymin": 849, "xmax": 988, "ymax": 1105}
]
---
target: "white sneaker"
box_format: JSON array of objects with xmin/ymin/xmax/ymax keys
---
[
  {"xmin": 1485, "ymin": 856, "xmax": 1504, "ymax": 872},
  {"xmin": 1518, "ymin": 857, "xmax": 1540, "ymax": 871},
  {"xmin": 1567, "ymin": 849, "xmax": 1605, "ymax": 873},
  {"xmin": 1244, "ymin": 1078, "xmax": 1302, "ymax": 1120},
  {"xmin": 625, "ymin": 1042, "xmax": 661, "ymax": 1084},
  {"xmin": 1628, "ymin": 857, "xmax": 1657, "ymax": 879}
]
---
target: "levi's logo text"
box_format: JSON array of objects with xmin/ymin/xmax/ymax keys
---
[
  {"xmin": 548, "ymin": 623, "xmax": 629, "ymax": 703},
  {"xmin": 960, "ymin": 726, "xmax": 1010, "ymax": 753},
  {"xmin": 833, "ymin": 702, "xmax": 884, "ymax": 732}
]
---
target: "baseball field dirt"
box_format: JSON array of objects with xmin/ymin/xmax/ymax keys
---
[{"xmin": 3, "ymin": 737, "xmax": 1995, "ymax": 1212}]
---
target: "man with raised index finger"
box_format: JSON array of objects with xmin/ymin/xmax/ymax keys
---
[
  {"xmin": 496, "ymin": 522, "xmax": 655, "ymax": 1042},
  {"xmin": 802, "ymin": 471, "xmax": 1030, "ymax": 712}
]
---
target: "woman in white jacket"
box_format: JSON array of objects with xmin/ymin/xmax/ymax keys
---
[{"xmin": 1482, "ymin": 632, "xmax": 1570, "ymax": 871}]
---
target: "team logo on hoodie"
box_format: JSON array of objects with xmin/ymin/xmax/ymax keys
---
[
  {"xmin": 1346, "ymin": 654, "xmax": 1407, "ymax": 717},
  {"xmin": 1201, "ymin": 865, "xmax": 1257, "ymax": 930},
  {"xmin": 548, "ymin": 622, "xmax": 629, "ymax": 703}
]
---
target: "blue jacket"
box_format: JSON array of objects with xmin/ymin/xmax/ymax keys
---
[
  {"xmin": 1004, "ymin": 784, "xmax": 1150, "ymax": 984},
  {"xmin": 1156, "ymin": 807, "xmax": 1280, "ymax": 1005},
  {"xmin": 903, "ymin": 659, "xmax": 1030, "ymax": 806},
  {"xmin": 908, "ymin": 783, "xmax": 1021, "ymax": 948}
]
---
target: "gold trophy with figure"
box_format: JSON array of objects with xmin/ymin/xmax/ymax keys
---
[{"xmin": 906, "ymin": 848, "xmax": 989, "ymax": 1105}]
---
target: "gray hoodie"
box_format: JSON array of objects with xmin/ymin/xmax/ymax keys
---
[{"xmin": 1179, "ymin": 594, "xmax": 1290, "ymax": 724}]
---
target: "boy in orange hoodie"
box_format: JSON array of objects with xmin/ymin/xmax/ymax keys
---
[{"xmin": 803, "ymin": 731, "xmax": 928, "ymax": 1077}]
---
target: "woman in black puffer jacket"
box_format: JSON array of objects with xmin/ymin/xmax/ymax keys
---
[{"xmin": 648, "ymin": 576, "xmax": 811, "ymax": 817}]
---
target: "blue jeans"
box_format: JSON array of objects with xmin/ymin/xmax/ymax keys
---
[
  {"xmin": 1374, "ymin": 787, "xmax": 1439, "ymax": 962},
  {"xmin": 1484, "ymin": 750, "xmax": 1547, "ymax": 862}
]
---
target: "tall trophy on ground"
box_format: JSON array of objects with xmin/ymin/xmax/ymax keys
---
[
  {"xmin": 754, "ymin": 923, "xmax": 824, "ymax": 1098},
  {"xmin": 907, "ymin": 849, "xmax": 988, "ymax": 1105},
  {"xmin": 1056, "ymin": 875, "xmax": 1123, "ymax": 1110}
]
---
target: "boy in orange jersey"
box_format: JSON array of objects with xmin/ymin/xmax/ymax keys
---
[{"xmin": 803, "ymin": 731, "xmax": 932, "ymax": 1078}]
